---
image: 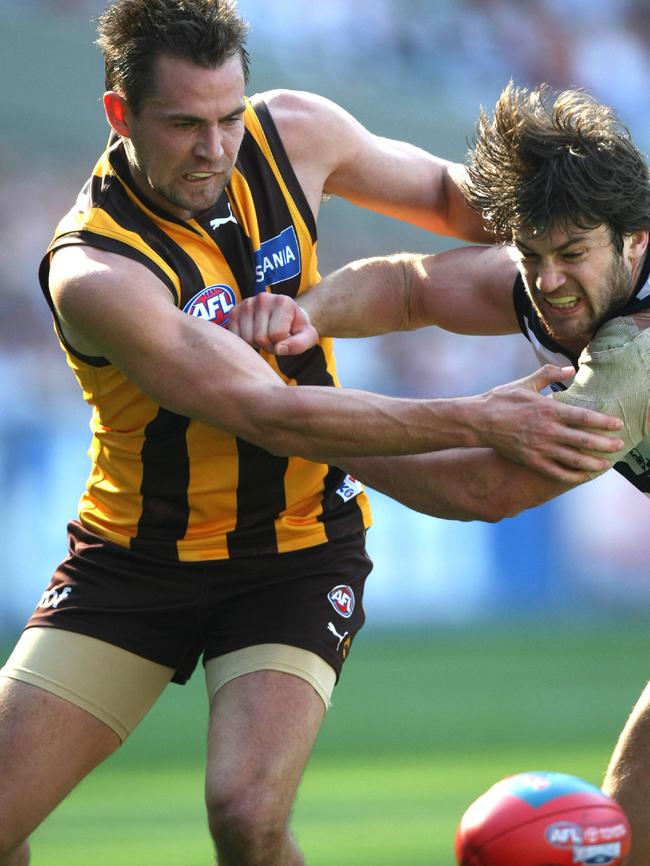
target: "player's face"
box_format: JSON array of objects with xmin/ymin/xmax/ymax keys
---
[
  {"xmin": 512, "ymin": 224, "xmax": 638, "ymax": 343},
  {"xmin": 121, "ymin": 53, "xmax": 247, "ymax": 219}
]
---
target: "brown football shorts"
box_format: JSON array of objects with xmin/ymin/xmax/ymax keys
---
[{"xmin": 1, "ymin": 520, "xmax": 371, "ymax": 739}]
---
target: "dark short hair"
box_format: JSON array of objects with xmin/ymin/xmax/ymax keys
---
[
  {"xmin": 96, "ymin": 0, "xmax": 250, "ymax": 115},
  {"xmin": 464, "ymin": 81, "xmax": 650, "ymax": 251}
]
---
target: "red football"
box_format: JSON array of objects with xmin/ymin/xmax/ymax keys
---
[{"xmin": 456, "ymin": 771, "xmax": 631, "ymax": 866}]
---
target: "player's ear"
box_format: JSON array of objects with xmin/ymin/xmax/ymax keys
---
[
  {"xmin": 625, "ymin": 229, "xmax": 649, "ymax": 263},
  {"xmin": 103, "ymin": 91, "xmax": 131, "ymax": 138}
]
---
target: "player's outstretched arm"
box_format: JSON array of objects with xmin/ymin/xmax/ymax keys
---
[
  {"xmin": 50, "ymin": 246, "xmax": 623, "ymax": 473},
  {"xmin": 265, "ymin": 89, "xmax": 491, "ymax": 242},
  {"xmin": 337, "ymin": 448, "xmax": 573, "ymax": 523},
  {"xmin": 227, "ymin": 245, "xmax": 518, "ymax": 353}
]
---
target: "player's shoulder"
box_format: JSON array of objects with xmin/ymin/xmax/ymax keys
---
[
  {"xmin": 254, "ymin": 89, "xmax": 357, "ymax": 145},
  {"xmin": 50, "ymin": 244, "xmax": 136, "ymax": 287},
  {"xmin": 255, "ymin": 88, "xmax": 345, "ymax": 119}
]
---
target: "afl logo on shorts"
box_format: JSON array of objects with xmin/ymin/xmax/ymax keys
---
[
  {"xmin": 183, "ymin": 284, "xmax": 237, "ymax": 327},
  {"xmin": 327, "ymin": 584, "xmax": 355, "ymax": 619}
]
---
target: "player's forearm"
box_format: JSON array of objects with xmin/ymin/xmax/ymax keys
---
[
  {"xmin": 226, "ymin": 384, "xmax": 484, "ymax": 459},
  {"xmin": 301, "ymin": 255, "xmax": 414, "ymax": 338},
  {"xmin": 338, "ymin": 449, "xmax": 566, "ymax": 522}
]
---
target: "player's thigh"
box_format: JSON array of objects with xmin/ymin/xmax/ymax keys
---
[
  {"xmin": 205, "ymin": 668, "xmax": 326, "ymax": 819},
  {"xmin": 0, "ymin": 627, "xmax": 174, "ymax": 843},
  {"xmin": 0, "ymin": 677, "xmax": 118, "ymax": 845}
]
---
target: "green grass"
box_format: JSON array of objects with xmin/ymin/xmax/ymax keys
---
[{"xmin": 26, "ymin": 620, "xmax": 649, "ymax": 865}]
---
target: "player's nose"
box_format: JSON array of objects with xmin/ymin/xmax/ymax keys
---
[
  {"xmin": 536, "ymin": 262, "xmax": 566, "ymax": 293},
  {"xmin": 194, "ymin": 124, "xmax": 224, "ymax": 161}
]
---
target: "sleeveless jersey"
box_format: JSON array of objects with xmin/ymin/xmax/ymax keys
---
[
  {"xmin": 513, "ymin": 252, "xmax": 650, "ymax": 494},
  {"xmin": 39, "ymin": 96, "xmax": 372, "ymax": 561}
]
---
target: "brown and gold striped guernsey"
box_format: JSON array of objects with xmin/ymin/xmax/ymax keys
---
[{"xmin": 39, "ymin": 96, "xmax": 372, "ymax": 561}]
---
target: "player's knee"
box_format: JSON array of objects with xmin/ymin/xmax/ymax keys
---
[{"xmin": 206, "ymin": 783, "xmax": 288, "ymax": 855}]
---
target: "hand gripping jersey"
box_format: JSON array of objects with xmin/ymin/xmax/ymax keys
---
[
  {"xmin": 513, "ymin": 253, "xmax": 650, "ymax": 494},
  {"xmin": 39, "ymin": 96, "xmax": 371, "ymax": 561}
]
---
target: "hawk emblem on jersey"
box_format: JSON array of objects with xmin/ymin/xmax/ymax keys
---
[
  {"xmin": 327, "ymin": 584, "xmax": 355, "ymax": 618},
  {"xmin": 183, "ymin": 284, "xmax": 237, "ymax": 327}
]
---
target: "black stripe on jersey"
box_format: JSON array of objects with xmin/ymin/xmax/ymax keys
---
[
  {"xmin": 131, "ymin": 409, "xmax": 192, "ymax": 559},
  {"xmin": 226, "ymin": 120, "xmax": 306, "ymax": 555},
  {"xmin": 194, "ymin": 190, "xmax": 257, "ymax": 299},
  {"xmin": 277, "ymin": 347, "xmax": 334, "ymax": 387},
  {"xmin": 276, "ymin": 343, "xmax": 366, "ymax": 540},
  {"xmin": 316, "ymin": 463, "xmax": 367, "ymax": 539},
  {"xmin": 249, "ymin": 96, "xmax": 317, "ymax": 245},
  {"xmin": 235, "ymin": 128, "xmax": 302, "ymax": 299},
  {"xmin": 225, "ymin": 441, "xmax": 289, "ymax": 557}
]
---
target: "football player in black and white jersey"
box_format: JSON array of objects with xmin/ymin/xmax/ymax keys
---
[{"xmin": 229, "ymin": 81, "xmax": 650, "ymax": 865}]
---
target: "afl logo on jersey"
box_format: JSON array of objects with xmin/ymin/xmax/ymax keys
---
[
  {"xmin": 327, "ymin": 584, "xmax": 355, "ymax": 619},
  {"xmin": 183, "ymin": 284, "xmax": 237, "ymax": 327}
]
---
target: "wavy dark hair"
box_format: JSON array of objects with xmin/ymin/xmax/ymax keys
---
[
  {"xmin": 97, "ymin": 0, "xmax": 250, "ymax": 115},
  {"xmin": 464, "ymin": 81, "xmax": 650, "ymax": 252}
]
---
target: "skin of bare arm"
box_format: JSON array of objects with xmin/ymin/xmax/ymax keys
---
[
  {"xmin": 53, "ymin": 244, "xmax": 607, "ymax": 465},
  {"xmin": 228, "ymin": 246, "xmax": 519, "ymax": 353},
  {"xmin": 50, "ymin": 245, "xmax": 623, "ymax": 478},
  {"xmin": 336, "ymin": 449, "xmax": 574, "ymax": 522},
  {"xmin": 262, "ymin": 89, "xmax": 492, "ymax": 243},
  {"xmin": 227, "ymin": 244, "xmax": 626, "ymax": 482}
]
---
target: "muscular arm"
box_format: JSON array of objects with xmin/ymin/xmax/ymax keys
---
[
  {"xmin": 337, "ymin": 317, "xmax": 650, "ymax": 521},
  {"xmin": 263, "ymin": 89, "xmax": 490, "ymax": 243},
  {"xmin": 229, "ymin": 245, "xmax": 519, "ymax": 353},
  {"xmin": 51, "ymin": 245, "xmax": 619, "ymax": 468},
  {"xmin": 338, "ymin": 450, "xmax": 573, "ymax": 522},
  {"xmin": 302, "ymin": 244, "xmax": 519, "ymax": 338}
]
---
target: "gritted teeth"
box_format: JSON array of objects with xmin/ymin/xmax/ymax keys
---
[{"xmin": 546, "ymin": 296, "xmax": 579, "ymax": 308}]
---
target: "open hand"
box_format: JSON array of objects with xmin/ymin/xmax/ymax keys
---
[{"xmin": 480, "ymin": 364, "xmax": 625, "ymax": 482}]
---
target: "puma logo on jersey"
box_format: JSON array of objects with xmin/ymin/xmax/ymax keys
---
[{"xmin": 209, "ymin": 203, "xmax": 238, "ymax": 230}]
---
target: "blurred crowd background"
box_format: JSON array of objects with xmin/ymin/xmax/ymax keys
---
[{"xmin": 1, "ymin": 0, "xmax": 648, "ymax": 633}]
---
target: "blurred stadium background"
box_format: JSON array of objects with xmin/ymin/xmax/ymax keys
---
[{"xmin": 1, "ymin": 1, "xmax": 649, "ymax": 863}]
